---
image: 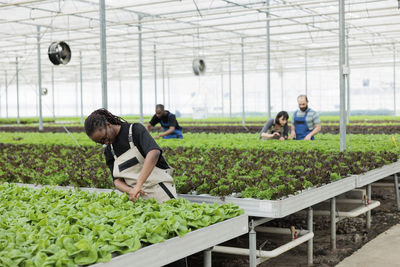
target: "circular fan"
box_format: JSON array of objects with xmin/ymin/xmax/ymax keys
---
[
  {"xmin": 41, "ymin": 88, "xmax": 48, "ymax": 96},
  {"xmin": 48, "ymin": 41, "xmax": 71, "ymax": 65},
  {"xmin": 192, "ymin": 58, "xmax": 206, "ymax": 76}
]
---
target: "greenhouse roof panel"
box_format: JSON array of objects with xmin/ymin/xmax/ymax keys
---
[{"xmin": 0, "ymin": 0, "xmax": 398, "ymax": 82}]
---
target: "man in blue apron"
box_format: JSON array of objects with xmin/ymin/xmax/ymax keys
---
[
  {"xmin": 146, "ymin": 104, "xmax": 183, "ymax": 139},
  {"xmin": 289, "ymin": 95, "xmax": 321, "ymax": 140}
]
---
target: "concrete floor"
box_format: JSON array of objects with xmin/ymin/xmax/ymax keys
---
[{"xmin": 336, "ymin": 224, "xmax": 400, "ymax": 267}]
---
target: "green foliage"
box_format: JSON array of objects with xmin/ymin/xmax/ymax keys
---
[
  {"xmin": 0, "ymin": 183, "xmax": 243, "ymax": 266},
  {"xmin": 0, "ymin": 117, "xmax": 55, "ymax": 125},
  {"xmin": 1, "ymin": 132, "xmax": 400, "ymax": 153},
  {"xmin": 0, "ymin": 132, "xmax": 399, "ymax": 200}
]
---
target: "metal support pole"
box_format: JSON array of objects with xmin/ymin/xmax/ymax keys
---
[
  {"xmin": 154, "ymin": 44, "xmax": 158, "ymax": 107},
  {"xmin": 162, "ymin": 60, "xmax": 166, "ymax": 105},
  {"xmin": 339, "ymin": 0, "xmax": 346, "ymax": 151},
  {"xmin": 394, "ymin": 44, "xmax": 396, "ymax": 118},
  {"xmin": 5, "ymin": 71, "xmax": 8, "ymax": 119},
  {"xmin": 99, "ymin": 0, "xmax": 108, "ymax": 109},
  {"xmin": 119, "ymin": 73, "xmax": 122, "ymax": 115},
  {"xmin": 35, "ymin": 87, "xmax": 38, "ymax": 117},
  {"xmin": 366, "ymin": 184, "xmax": 371, "ymax": 229},
  {"xmin": 138, "ymin": 16, "xmax": 144, "ymax": 124},
  {"xmin": 266, "ymin": 0, "xmax": 271, "ymax": 119},
  {"xmin": 16, "ymin": 57, "xmax": 20, "ymax": 124},
  {"xmin": 394, "ymin": 174, "xmax": 400, "ymax": 211},
  {"xmin": 221, "ymin": 67, "xmax": 224, "ymax": 116},
  {"xmin": 167, "ymin": 73, "xmax": 171, "ymax": 109},
  {"xmin": 331, "ymin": 197, "xmax": 336, "ymax": 250},
  {"xmin": 346, "ymin": 29, "xmax": 350, "ymax": 123},
  {"xmin": 0, "ymin": 80, "xmax": 1, "ymax": 118},
  {"xmin": 79, "ymin": 51, "xmax": 84, "ymax": 125},
  {"xmin": 51, "ymin": 66, "xmax": 55, "ymax": 120},
  {"xmin": 37, "ymin": 26, "xmax": 43, "ymax": 131},
  {"xmin": 75, "ymin": 74, "xmax": 79, "ymax": 117},
  {"xmin": 249, "ymin": 219, "xmax": 257, "ymax": 267},
  {"xmin": 280, "ymin": 68, "xmax": 284, "ymax": 110},
  {"xmin": 305, "ymin": 49, "xmax": 308, "ymax": 96},
  {"xmin": 229, "ymin": 55, "xmax": 232, "ymax": 120},
  {"xmin": 241, "ymin": 37, "xmax": 245, "ymax": 126},
  {"xmin": 307, "ymin": 207, "xmax": 313, "ymax": 266},
  {"xmin": 203, "ymin": 248, "xmax": 212, "ymax": 267}
]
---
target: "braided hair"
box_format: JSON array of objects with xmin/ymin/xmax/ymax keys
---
[{"xmin": 84, "ymin": 108, "xmax": 127, "ymax": 136}]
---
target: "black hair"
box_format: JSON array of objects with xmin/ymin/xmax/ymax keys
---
[
  {"xmin": 156, "ymin": 104, "xmax": 164, "ymax": 111},
  {"xmin": 84, "ymin": 108, "xmax": 127, "ymax": 136},
  {"xmin": 275, "ymin": 111, "xmax": 289, "ymax": 126}
]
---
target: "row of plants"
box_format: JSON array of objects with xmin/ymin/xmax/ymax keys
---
[
  {"xmin": 154, "ymin": 125, "xmax": 400, "ymax": 135},
  {"xmin": 0, "ymin": 135, "xmax": 398, "ymax": 199},
  {"xmin": 1, "ymin": 132, "xmax": 399, "ymax": 152},
  {"xmin": 166, "ymin": 148, "xmax": 397, "ymax": 199},
  {"xmin": 1, "ymin": 115, "xmax": 400, "ymax": 125},
  {"xmin": 2, "ymin": 124, "xmax": 400, "ymax": 134},
  {"xmin": 0, "ymin": 183, "xmax": 243, "ymax": 266},
  {"xmin": 6, "ymin": 120, "xmax": 400, "ymax": 127},
  {"xmin": 0, "ymin": 117, "xmax": 55, "ymax": 125}
]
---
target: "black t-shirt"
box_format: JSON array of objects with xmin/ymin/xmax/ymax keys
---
[
  {"xmin": 149, "ymin": 111, "xmax": 182, "ymax": 130},
  {"xmin": 104, "ymin": 123, "xmax": 170, "ymax": 180}
]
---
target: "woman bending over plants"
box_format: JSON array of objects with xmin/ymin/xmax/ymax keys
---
[
  {"xmin": 84, "ymin": 108, "xmax": 178, "ymax": 203},
  {"xmin": 260, "ymin": 111, "xmax": 289, "ymax": 140}
]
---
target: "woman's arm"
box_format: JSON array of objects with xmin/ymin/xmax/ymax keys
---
[
  {"xmin": 261, "ymin": 132, "xmax": 278, "ymax": 139},
  {"xmin": 260, "ymin": 119, "xmax": 274, "ymax": 139},
  {"xmin": 114, "ymin": 178, "xmax": 132, "ymax": 193}
]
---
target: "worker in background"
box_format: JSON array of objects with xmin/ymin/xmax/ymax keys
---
[
  {"xmin": 146, "ymin": 104, "xmax": 183, "ymax": 139},
  {"xmin": 260, "ymin": 111, "xmax": 289, "ymax": 140},
  {"xmin": 288, "ymin": 95, "xmax": 321, "ymax": 140}
]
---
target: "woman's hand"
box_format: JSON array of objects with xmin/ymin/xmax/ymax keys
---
[
  {"xmin": 279, "ymin": 137, "xmax": 285, "ymax": 141},
  {"xmin": 273, "ymin": 132, "xmax": 280, "ymax": 137},
  {"xmin": 128, "ymin": 186, "xmax": 147, "ymax": 202}
]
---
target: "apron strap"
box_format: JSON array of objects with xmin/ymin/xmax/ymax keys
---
[
  {"xmin": 109, "ymin": 144, "xmax": 117, "ymax": 160},
  {"xmin": 158, "ymin": 182, "xmax": 175, "ymax": 199},
  {"xmin": 128, "ymin": 124, "xmax": 134, "ymax": 149},
  {"xmin": 304, "ymin": 109, "xmax": 311, "ymax": 130}
]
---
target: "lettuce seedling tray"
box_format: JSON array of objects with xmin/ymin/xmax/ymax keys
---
[
  {"xmin": 181, "ymin": 160, "xmax": 400, "ymax": 217},
  {"xmin": 180, "ymin": 176, "xmax": 356, "ymax": 218},
  {"xmin": 13, "ymin": 183, "xmax": 248, "ymax": 267}
]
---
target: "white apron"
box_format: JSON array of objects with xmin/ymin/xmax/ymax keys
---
[{"xmin": 110, "ymin": 124, "xmax": 177, "ymax": 203}]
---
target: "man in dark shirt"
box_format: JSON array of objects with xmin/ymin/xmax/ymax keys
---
[{"xmin": 146, "ymin": 104, "xmax": 183, "ymax": 139}]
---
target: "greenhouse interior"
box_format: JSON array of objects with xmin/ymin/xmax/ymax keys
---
[{"xmin": 1, "ymin": 0, "xmax": 400, "ymax": 266}]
